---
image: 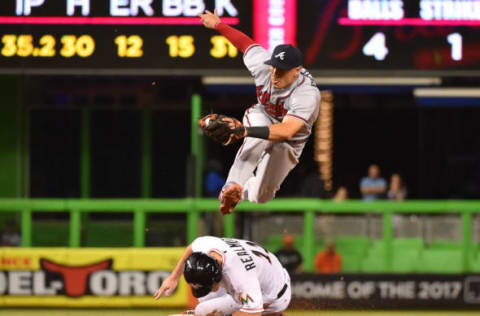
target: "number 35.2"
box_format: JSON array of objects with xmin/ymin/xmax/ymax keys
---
[{"xmin": 1, "ymin": 34, "xmax": 56, "ymax": 57}]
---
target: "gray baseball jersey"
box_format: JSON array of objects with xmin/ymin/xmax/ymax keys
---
[
  {"xmin": 223, "ymin": 44, "xmax": 321, "ymax": 204},
  {"xmin": 243, "ymin": 44, "xmax": 321, "ymax": 144}
]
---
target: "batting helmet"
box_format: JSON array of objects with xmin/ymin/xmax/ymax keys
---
[{"xmin": 184, "ymin": 252, "xmax": 222, "ymax": 298}]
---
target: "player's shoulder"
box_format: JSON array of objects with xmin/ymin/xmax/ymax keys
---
[
  {"xmin": 193, "ymin": 235, "xmax": 220, "ymax": 244},
  {"xmin": 192, "ymin": 236, "xmax": 227, "ymax": 253},
  {"xmin": 292, "ymin": 74, "xmax": 321, "ymax": 104},
  {"xmin": 243, "ymin": 44, "xmax": 271, "ymax": 71},
  {"xmin": 244, "ymin": 44, "xmax": 269, "ymax": 59},
  {"xmin": 299, "ymin": 69, "xmax": 319, "ymax": 89}
]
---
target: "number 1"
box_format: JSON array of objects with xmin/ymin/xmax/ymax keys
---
[{"xmin": 447, "ymin": 33, "xmax": 462, "ymax": 61}]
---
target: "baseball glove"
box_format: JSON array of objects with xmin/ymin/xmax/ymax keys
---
[{"xmin": 199, "ymin": 114, "xmax": 245, "ymax": 146}]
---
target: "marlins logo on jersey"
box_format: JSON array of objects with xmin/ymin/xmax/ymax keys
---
[{"xmin": 239, "ymin": 293, "xmax": 254, "ymax": 304}]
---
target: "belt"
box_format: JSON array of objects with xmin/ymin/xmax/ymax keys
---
[{"xmin": 276, "ymin": 283, "xmax": 288, "ymax": 299}]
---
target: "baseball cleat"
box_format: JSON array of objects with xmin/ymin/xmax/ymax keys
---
[{"xmin": 219, "ymin": 184, "xmax": 242, "ymax": 215}]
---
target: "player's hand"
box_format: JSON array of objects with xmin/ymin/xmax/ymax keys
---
[
  {"xmin": 154, "ymin": 276, "xmax": 178, "ymax": 299},
  {"xmin": 199, "ymin": 9, "xmax": 221, "ymax": 29}
]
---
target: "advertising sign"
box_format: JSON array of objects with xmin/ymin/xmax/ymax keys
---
[
  {"xmin": 0, "ymin": 248, "xmax": 187, "ymax": 307},
  {"xmin": 291, "ymin": 274, "xmax": 480, "ymax": 309}
]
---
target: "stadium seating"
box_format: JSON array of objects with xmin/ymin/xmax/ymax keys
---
[
  {"xmin": 393, "ymin": 237, "xmax": 424, "ymax": 251},
  {"xmin": 470, "ymin": 247, "xmax": 480, "ymax": 273},
  {"xmin": 428, "ymin": 241, "xmax": 463, "ymax": 250},
  {"xmin": 392, "ymin": 249, "xmax": 421, "ymax": 273},
  {"xmin": 416, "ymin": 248, "xmax": 463, "ymax": 273},
  {"xmin": 360, "ymin": 238, "xmax": 424, "ymax": 273},
  {"xmin": 32, "ymin": 221, "xmax": 69, "ymax": 247},
  {"xmin": 334, "ymin": 236, "xmax": 370, "ymax": 273},
  {"xmin": 360, "ymin": 249, "xmax": 387, "ymax": 273},
  {"xmin": 84, "ymin": 221, "xmax": 133, "ymax": 247}
]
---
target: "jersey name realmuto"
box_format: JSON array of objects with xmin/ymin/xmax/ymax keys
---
[
  {"xmin": 191, "ymin": 236, "xmax": 287, "ymax": 313},
  {"xmin": 243, "ymin": 44, "xmax": 321, "ymax": 143}
]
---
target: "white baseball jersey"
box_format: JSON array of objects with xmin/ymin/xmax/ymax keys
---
[
  {"xmin": 191, "ymin": 236, "xmax": 289, "ymax": 314},
  {"xmin": 243, "ymin": 45, "xmax": 321, "ymax": 146}
]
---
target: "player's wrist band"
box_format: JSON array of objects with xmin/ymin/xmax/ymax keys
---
[{"xmin": 246, "ymin": 127, "xmax": 270, "ymax": 140}]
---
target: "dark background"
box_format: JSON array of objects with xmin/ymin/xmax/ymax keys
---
[{"xmin": 23, "ymin": 75, "xmax": 480, "ymax": 200}]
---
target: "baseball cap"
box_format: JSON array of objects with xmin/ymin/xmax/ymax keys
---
[{"xmin": 264, "ymin": 44, "xmax": 303, "ymax": 70}]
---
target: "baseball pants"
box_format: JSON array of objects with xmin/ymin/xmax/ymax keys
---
[{"xmin": 224, "ymin": 107, "xmax": 300, "ymax": 203}]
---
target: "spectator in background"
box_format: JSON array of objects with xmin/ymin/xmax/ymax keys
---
[
  {"xmin": 1, "ymin": 219, "xmax": 21, "ymax": 247},
  {"xmin": 314, "ymin": 240, "xmax": 342, "ymax": 274},
  {"xmin": 360, "ymin": 164, "xmax": 387, "ymax": 201},
  {"xmin": 274, "ymin": 234, "xmax": 303, "ymax": 275},
  {"xmin": 204, "ymin": 160, "xmax": 226, "ymax": 197},
  {"xmin": 387, "ymin": 173, "xmax": 407, "ymax": 201},
  {"xmin": 333, "ymin": 186, "xmax": 348, "ymax": 201},
  {"xmin": 203, "ymin": 160, "xmax": 227, "ymax": 235}
]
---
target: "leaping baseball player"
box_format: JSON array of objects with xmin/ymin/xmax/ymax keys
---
[
  {"xmin": 198, "ymin": 10, "xmax": 321, "ymax": 215},
  {"xmin": 154, "ymin": 236, "xmax": 291, "ymax": 316}
]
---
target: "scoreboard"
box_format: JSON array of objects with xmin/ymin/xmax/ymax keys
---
[
  {"xmin": 2, "ymin": 0, "xmax": 480, "ymax": 75},
  {"xmin": 297, "ymin": 0, "xmax": 480, "ymax": 75},
  {"xmin": 0, "ymin": 0, "xmax": 252, "ymax": 74}
]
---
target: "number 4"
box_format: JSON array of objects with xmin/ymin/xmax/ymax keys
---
[{"xmin": 362, "ymin": 32, "xmax": 388, "ymax": 61}]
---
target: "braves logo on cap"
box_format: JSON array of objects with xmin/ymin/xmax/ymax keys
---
[{"xmin": 274, "ymin": 52, "xmax": 286, "ymax": 60}]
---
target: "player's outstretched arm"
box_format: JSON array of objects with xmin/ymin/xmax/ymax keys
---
[
  {"xmin": 240, "ymin": 116, "xmax": 304, "ymax": 142},
  {"xmin": 199, "ymin": 9, "xmax": 256, "ymax": 53},
  {"xmin": 264, "ymin": 117, "xmax": 304, "ymax": 141},
  {"xmin": 198, "ymin": 9, "xmax": 221, "ymax": 29},
  {"xmin": 154, "ymin": 244, "xmax": 193, "ymax": 299}
]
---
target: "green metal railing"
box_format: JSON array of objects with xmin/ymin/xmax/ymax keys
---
[{"xmin": 1, "ymin": 199, "xmax": 479, "ymax": 271}]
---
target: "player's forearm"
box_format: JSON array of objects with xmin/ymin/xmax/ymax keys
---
[
  {"xmin": 361, "ymin": 187, "xmax": 386, "ymax": 194},
  {"xmin": 360, "ymin": 187, "xmax": 373, "ymax": 194},
  {"xmin": 369, "ymin": 187, "xmax": 386, "ymax": 194},
  {"xmin": 170, "ymin": 244, "xmax": 193, "ymax": 279},
  {"xmin": 244, "ymin": 125, "xmax": 288, "ymax": 141},
  {"xmin": 267, "ymin": 123, "xmax": 296, "ymax": 141},
  {"xmin": 215, "ymin": 22, "xmax": 256, "ymax": 53},
  {"xmin": 375, "ymin": 187, "xmax": 387, "ymax": 194},
  {"xmin": 245, "ymin": 117, "xmax": 304, "ymax": 142}
]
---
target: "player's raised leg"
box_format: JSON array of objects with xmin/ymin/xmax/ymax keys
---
[
  {"xmin": 219, "ymin": 109, "xmax": 273, "ymax": 214},
  {"xmin": 243, "ymin": 142, "xmax": 298, "ymax": 204}
]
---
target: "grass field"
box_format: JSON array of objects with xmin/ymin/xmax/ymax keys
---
[{"xmin": 0, "ymin": 310, "xmax": 478, "ymax": 316}]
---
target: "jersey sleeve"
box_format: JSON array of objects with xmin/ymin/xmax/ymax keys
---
[
  {"xmin": 286, "ymin": 87, "xmax": 321, "ymax": 125},
  {"xmin": 243, "ymin": 45, "xmax": 271, "ymax": 86}
]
